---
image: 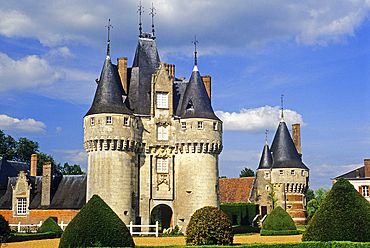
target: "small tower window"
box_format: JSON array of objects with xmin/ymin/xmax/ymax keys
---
[
  {"xmin": 91, "ymin": 117, "xmax": 94, "ymax": 125},
  {"xmin": 279, "ymin": 170, "xmax": 283, "ymax": 175},
  {"xmin": 213, "ymin": 122, "xmax": 218, "ymax": 131},
  {"xmin": 265, "ymin": 172, "xmax": 269, "ymax": 179},
  {"xmin": 124, "ymin": 117, "xmax": 129, "ymax": 126},
  {"xmin": 181, "ymin": 122, "xmax": 186, "ymax": 129},
  {"xmin": 198, "ymin": 121, "xmax": 203, "ymax": 129},
  {"xmin": 291, "ymin": 170, "xmax": 295, "ymax": 175},
  {"xmin": 156, "ymin": 92, "xmax": 168, "ymax": 109},
  {"xmin": 106, "ymin": 116, "xmax": 112, "ymax": 124},
  {"xmin": 17, "ymin": 198, "xmax": 27, "ymax": 215},
  {"xmin": 156, "ymin": 158, "xmax": 168, "ymax": 173},
  {"xmin": 301, "ymin": 170, "xmax": 305, "ymax": 176}
]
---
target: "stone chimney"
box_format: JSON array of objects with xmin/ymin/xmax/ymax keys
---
[
  {"xmin": 201, "ymin": 75, "xmax": 211, "ymax": 102},
  {"xmin": 30, "ymin": 154, "xmax": 37, "ymax": 177},
  {"xmin": 292, "ymin": 123, "xmax": 301, "ymax": 156},
  {"xmin": 117, "ymin": 57, "xmax": 128, "ymax": 94},
  {"xmin": 365, "ymin": 159, "xmax": 370, "ymax": 178},
  {"xmin": 41, "ymin": 162, "xmax": 52, "ymax": 207}
]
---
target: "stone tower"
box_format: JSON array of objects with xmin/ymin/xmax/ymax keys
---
[
  {"xmin": 251, "ymin": 120, "xmax": 309, "ymax": 225},
  {"xmin": 84, "ymin": 29, "xmax": 222, "ymax": 232}
]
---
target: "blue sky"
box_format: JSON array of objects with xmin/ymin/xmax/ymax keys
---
[{"xmin": 0, "ymin": 0, "xmax": 369, "ymax": 190}]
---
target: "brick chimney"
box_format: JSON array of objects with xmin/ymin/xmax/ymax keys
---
[
  {"xmin": 41, "ymin": 162, "xmax": 52, "ymax": 207},
  {"xmin": 117, "ymin": 57, "xmax": 128, "ymax": 94},
  {"xmin": 165, "ymin": 64, "xmax": 175, "ymax": 77},
  {"xmin": 30, "ymin": 154, "xmax": 37, "ymax": 177},
  {"xmin": 201, "ymin": 75, "xmax": 211, "ymax": 102},
  {"xmin": 292, "ymin": 124, "xmax": 301, "ymax": 156},
  {"xmin": 365, "ymin": 159, "xmax": 370, "ymax": 178}
]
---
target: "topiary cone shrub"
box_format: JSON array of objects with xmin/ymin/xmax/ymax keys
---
[
  {"xmin": 59, "ymin": 195, "xmax": 134, "ymax": 248},
  {"xmin": 186, "ymin": 206, "xmax": 233, "ymax": 245},
  {"xmin": 260, "ymin": 206, "xmax": 298, "ymax": 236},
  {"xmin": 302, "ymin": 178, "xmax": 370, "ymax": 242},
  {"xmin": 37, "ymin": 217, "xmax": 63, "ymax": 237},
  {"xmin": 0, "ymin": 213, "xmax": 10, "ymax": 243}
]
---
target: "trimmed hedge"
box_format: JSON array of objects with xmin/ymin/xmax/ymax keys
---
[
  {"xmin": 186, "ymin": 206, "xmax": 233, "ymax": 245},
  {"xmin": 260, "ymin": 229, "xmax": 301, "ymax": 236},
  {"xmin": 0, "ymin": 213, "xmax": 10, "ymax": 243},
  {"xmin": 37, "ymin": 217, "xmax": 63, "ymax": 237},
  {"xmin": 262, "ymin": 206, "xmax": 296, "ymax": 231},
  {"xmin": 302, "ymin": 178, "xmax": 370, "ymax": 242},
  {"xmin": 58, "ymin": 194, "xmax": 134, "ymax": 248},
  {"xmin": 221, "ymin": 203, "xmax": 259, "ymax": 225}
]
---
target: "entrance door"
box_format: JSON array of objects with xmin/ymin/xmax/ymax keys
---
[
  {"xmin": 261, "ymin": 206, "xmax": 267, "ymax": 217},
  {"xmin": 151, "ymin": 204, "xmax": 173, "ymax": 232}
]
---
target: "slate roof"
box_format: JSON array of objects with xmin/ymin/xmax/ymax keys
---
[
  {"xmin": 0, "ymin": 157, "xmax": 29, "ymax": 191},
  {"xmin": 270, "ymin": 120, "xmax": 308, "ymax": 169},
  {"xmin": 173, "ymin": 80, "xmax": 188, "ymax": 116},
  {"xmin": 178, "ymin": 66, "xmax": 220, "ymax": 121},
  {"xmin": 0, "ymin": 175, "xmax": 86, "ymax": 210},
  {"xmin": 332, "ymin": 166, "xmax": 367, "ymax": 180},
  {"xmin": 219, "ymin": 177, "xmax": 254, "ymax": 203},
  {"xmin": 127, "ymin": 38, "xmax": 160, "ymax": 115},
  {"xmin": 85, "ymin": 56, "xmax": 132, "ymax": 116},
  {"xmin": 258, "ymin": 141, "xmax": 273, "ymax": 170}
]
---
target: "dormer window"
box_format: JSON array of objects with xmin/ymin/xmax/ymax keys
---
[
  {"xmin": 91, "ymin": 117, "xmax": 94, "ymax": 125},
  {"xmin": 198, "ymin": 121, "xmax": 203, "ymax": 129},
  {"xmin": 106, "ymin": 116, "xmax": 112, "ymax": 124},
  {"xmin": 156, "ymin": 92, "xmax": 168, "ymax": 109},
  {"xmin": 17, "ymin": 198, "xmax": 27, "ymax": 215}
]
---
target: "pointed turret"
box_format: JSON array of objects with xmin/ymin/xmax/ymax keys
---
[
  {"xmin": 178, "ymin": 66, "xmax": 220, "ymax": 120},
  {"xmin": 258, "ymin": 138, "xmax": 273, "ymax": 170},
  {"xmin": 85, "ymin": 56, "xmax": 132, "ymax": 116},
  {"xmin": 270, "ymin": 121, "xmax": 307, "ymax": 169}
]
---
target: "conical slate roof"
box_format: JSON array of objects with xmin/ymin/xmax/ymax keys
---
[
  {"xmin": 178, "ymin": 66, "xmax": 220, "ymax": 121},
  {"xmin": 85, "ymin": 56, "xmax": 132, "ymax": 116},
  {"xmin": 257, "ymin": 140, "xmax": 273, "ymax": 170},
  {"xmin": 270, "ymin": 121, "xmax": 308, "ymax": 169}
]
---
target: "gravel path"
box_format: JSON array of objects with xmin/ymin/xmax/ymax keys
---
[{"xmin": 1, "ymin": 234, "xmax": 302, "ymax": 247}]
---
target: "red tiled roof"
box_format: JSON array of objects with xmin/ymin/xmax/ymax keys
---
[{"xmin": 219, "ymin": 177, "xmax": 255, "ymax": 203}]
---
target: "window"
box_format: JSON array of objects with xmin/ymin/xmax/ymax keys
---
[
  {"xmin": 106, "ymin": 116, "xmax": 112, "ymax": 124},
  {"xmin": 279, "ymin": 170, "xmax": 283, "ymax": 175},
  {"xmin": 17, "ymin": 198, "xmax": 27, "ymax": 215},
  {"xmin": 362, "ymin": 186, "xmax": 369, "ymax": 197},
  {"xmin": 156, "ymin": 158, "xmax": 168, "ymax": 173},
  {"xmin": 181, "ymin": 122, "xmax": 186, "ymax": 129},
  {"xmin": 157, "ymin": 125, "xmax": 168, "ymax": 140},
  {"xmin": 291, "ymin": 170, "xmax": 295, "ymax": 175},
  {"xmin": 213, "ymin": 122, "xmax": 218, "ymax": 131},
  {"xmin": 124, "ymin": 117, "xmax": 129, "ymax": 126},
  {"xmin": 91, "ymin": 117, "xmax": 94, "ymax": 125},
  {"xmin": 198, "ymin": 121, "xmax": 203, "ymax": 129},
  {"xmin": 156, "ymin": 92, "xmax": 168, "ymax": 108},
  {"xmin": 265, "ymin": 172, "xmax": 269, "ymax": 178},
  {"xmin": 301, "ymin": 170, "xmax": 305, "ymax": 176}
]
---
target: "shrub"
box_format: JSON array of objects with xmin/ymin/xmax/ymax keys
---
[
  {"xmin": 0, "ymin": 213, "xmax": 10, "ymax": 243},
  {"xmin": 302, "ymin": 178, "xmax": 370, "ymax": 242},
  {"xmin": 262, "ymin": 206, "xmax": 296, "ymax": 231},
  {"xmin": 186, "ymin": 206, "xmax": 233, "ymax": 245},
  {"xmin": 37, "ymin": 217, "xmax": 63, "ymax": 237},
  {"xmin": 220, "ymin": 202, "xmax": 259, "ymax": 225},
  {"xmin": 260, "ymin": 229, "xmax": 300, "ymax": 236},
  {"xmin": 58, "ymin": 194, "xmax": 134, "ymax": 248}
]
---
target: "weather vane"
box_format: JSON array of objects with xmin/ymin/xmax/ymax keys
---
[
  {"xmin": 138, "ymin": 1, "xmax": 144, "ymax": 38},
  {"xmin": 150, "ymin": 2, "xmax": 156, "ymax": 39},
  {"xmin": 191, "ymin": 35, "xmax": 199, "ymax": 66},
  {"xmin": 265, "ymin": 129, "xmax": 269, "ymax": 144},
  {"xmin": 105, "ymin": 19, "xmax": 113, "ymax": 56},
  {"xmin": 281, "ymin": 94, "xmax": 284, "ymax": 120}
]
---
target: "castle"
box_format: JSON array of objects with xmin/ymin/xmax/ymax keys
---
[{"xmin": 83, "ymin": 28, "xmax": 222, "ymax": 231}]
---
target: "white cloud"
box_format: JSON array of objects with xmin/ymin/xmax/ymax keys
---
[
  {"xmin": 311, "ymin": 163, "xmax": 362, "ymax": 178},
  {"xmin": 0, "ymin": 114, "xmax": 46, "ymax": 133},
  {"xmin": 215, "ymin": 105, "xmax": 305, "ymax": 132},
  {"xmin": 0, "ymin": 53, "xmax": 64, "ymax": 91},
  {"xmin": 53, "ymin": 149, "xmax": 87, "ymax": 165}
]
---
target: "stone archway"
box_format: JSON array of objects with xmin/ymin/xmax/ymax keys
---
[{"xmin": 150, "ymin": 204, "xmax": 173, "ymax": 232}]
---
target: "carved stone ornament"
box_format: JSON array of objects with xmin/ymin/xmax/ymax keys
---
[{"xmin": 151, "ymin": 147, "xmax": 172, "ymax": 158}]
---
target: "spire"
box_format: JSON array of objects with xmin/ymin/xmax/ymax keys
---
[
  {"xmin": 138, "ymin": 1, "xmax": 144, "ymax": 38},
  {"xmin": 280, "ymin": 94, "xmax": 284, "ymax": 121},
  {"xmin": 265, "ymin": 129, "xmax": 269, "ymax": 146},
  {"xmin": 257, "ymin": 135, "xmax": 273, "ymax": 170},
  {"xmin": 150, "ymin": 2, "xmax": 156, "ymax": 39},
  {"xmin": 192, "ymin": 35, "xmax": 199, "ymax": 66},
  {"xmin": 105, "ymin": 19, "xmax": 113, "ymax": 57}
]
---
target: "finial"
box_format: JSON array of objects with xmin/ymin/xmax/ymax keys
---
[
  {"xmin": 191, "ymin": 35, "xmax": 199, "ymax": 66},
  {"xmin": 138, "ymin": 1, "xmax": 144, "ymax": 38},
  {"xmin": 150, "ymin": 2, "xmax": 156, "ymax": 39},
  {"xmin": 280, "ymin": 94, "xmax": 284, "ymax": 121},
  {"xmin": 265, "ymin": 129, "xmax": 269, "ymax": 145},
  {"xmin": 105, "ymin": 19, "xmax": 113, "ymax": 57}
]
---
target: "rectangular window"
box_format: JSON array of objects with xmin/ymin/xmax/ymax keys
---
[
  {"xmin": 106, "ymin": 116, "xmax": 112, "ymax": 124},
  {"xmin": 181, "ymin": 122, "xmax": 186, "ymax": 129},
  {"xmin": 157, "ymin": 158, "xmax": 168, "ymax": 173},
  {"xmin": 213, "ymin": 122, "xmax": 218, "ymax": 131},
  {"xmin": 301, "ymin": 170, "xmax": 305, "ymax": 176},
  {"xmin": 157, "ymin": 126, "xmax": 168, "ymax": 140},
  {"xmin": 265, "ymin": 172, "xmax": 269, "ymax": 178},
  {"xmin": 279, "ymin": 170, "xmax": 283, "ymax": 175},
  {"xmin": 291, "ymin": 170, "xmax": 295, "ymax": 175},
  {"xmin": 198, "ymin": 121, "xmax": 203, "ymax": 129},
  {"xmin": 124, "ymin": 117, "xmax": 129, "ymax": 126},
  {"xmin": 363, "ymin": 186, "xmax": 369, "ymax": 197},
  {"xmin": 156, "ymin": 92, "xmax": 168, "ymax": 109},
  {"xmin": 91, "ymin": 117, "xmax": 94, "ymax": 125},
  {"xmin": 17, "ymin": 198, "xmax": 27, "ymax": 215}
]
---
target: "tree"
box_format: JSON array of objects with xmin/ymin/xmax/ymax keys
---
[
  {"xmin": 307, "ymin": 188, "xmax": 329, "ymax": 218},
  {"xmin": 16, "ymin": 137, "xmax": 39, "ymax": 163},
  {"xmin": 239, "ymin": 167, "xmax": 254, "ymax": 177},
  {"xmin": 306, "ymin": 189, "xmax": 315, "ymax": 202},
  {"xmin": 36, "ymin": 152, "xmax": 59, "ymax": 176},
  {"xmin": 60, "ymin": 162, "xmax": 85, "ymax": 175},
  {"xmin": 0, "ymin": 130, "xmax": 17, "ymax": 161},
  {"xmin": 267, "ymin": 181, "xmax": 278, "ymax": 209}
]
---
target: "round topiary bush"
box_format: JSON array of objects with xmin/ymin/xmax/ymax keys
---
[
  {"xmin": 262, "ymin": 206, "xmax": 297, "ymax": 231},
  {"xmin": 37, "ymin": 217, "xmax": 63, "ymax": 237},
  {"xmin": 0, "ymin": 214, "xmax": 10, "ymax": 243},
  {"xmin": 59, "ymin": 195, "xmax": 134, "ymax": 248},
  {"xmin": 302, "ymin": 178, "xmax": 370, "ymax": 242},
  {"xmin": 186, "ymin": 206, "xmax": 233, "ymax": 245}
]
